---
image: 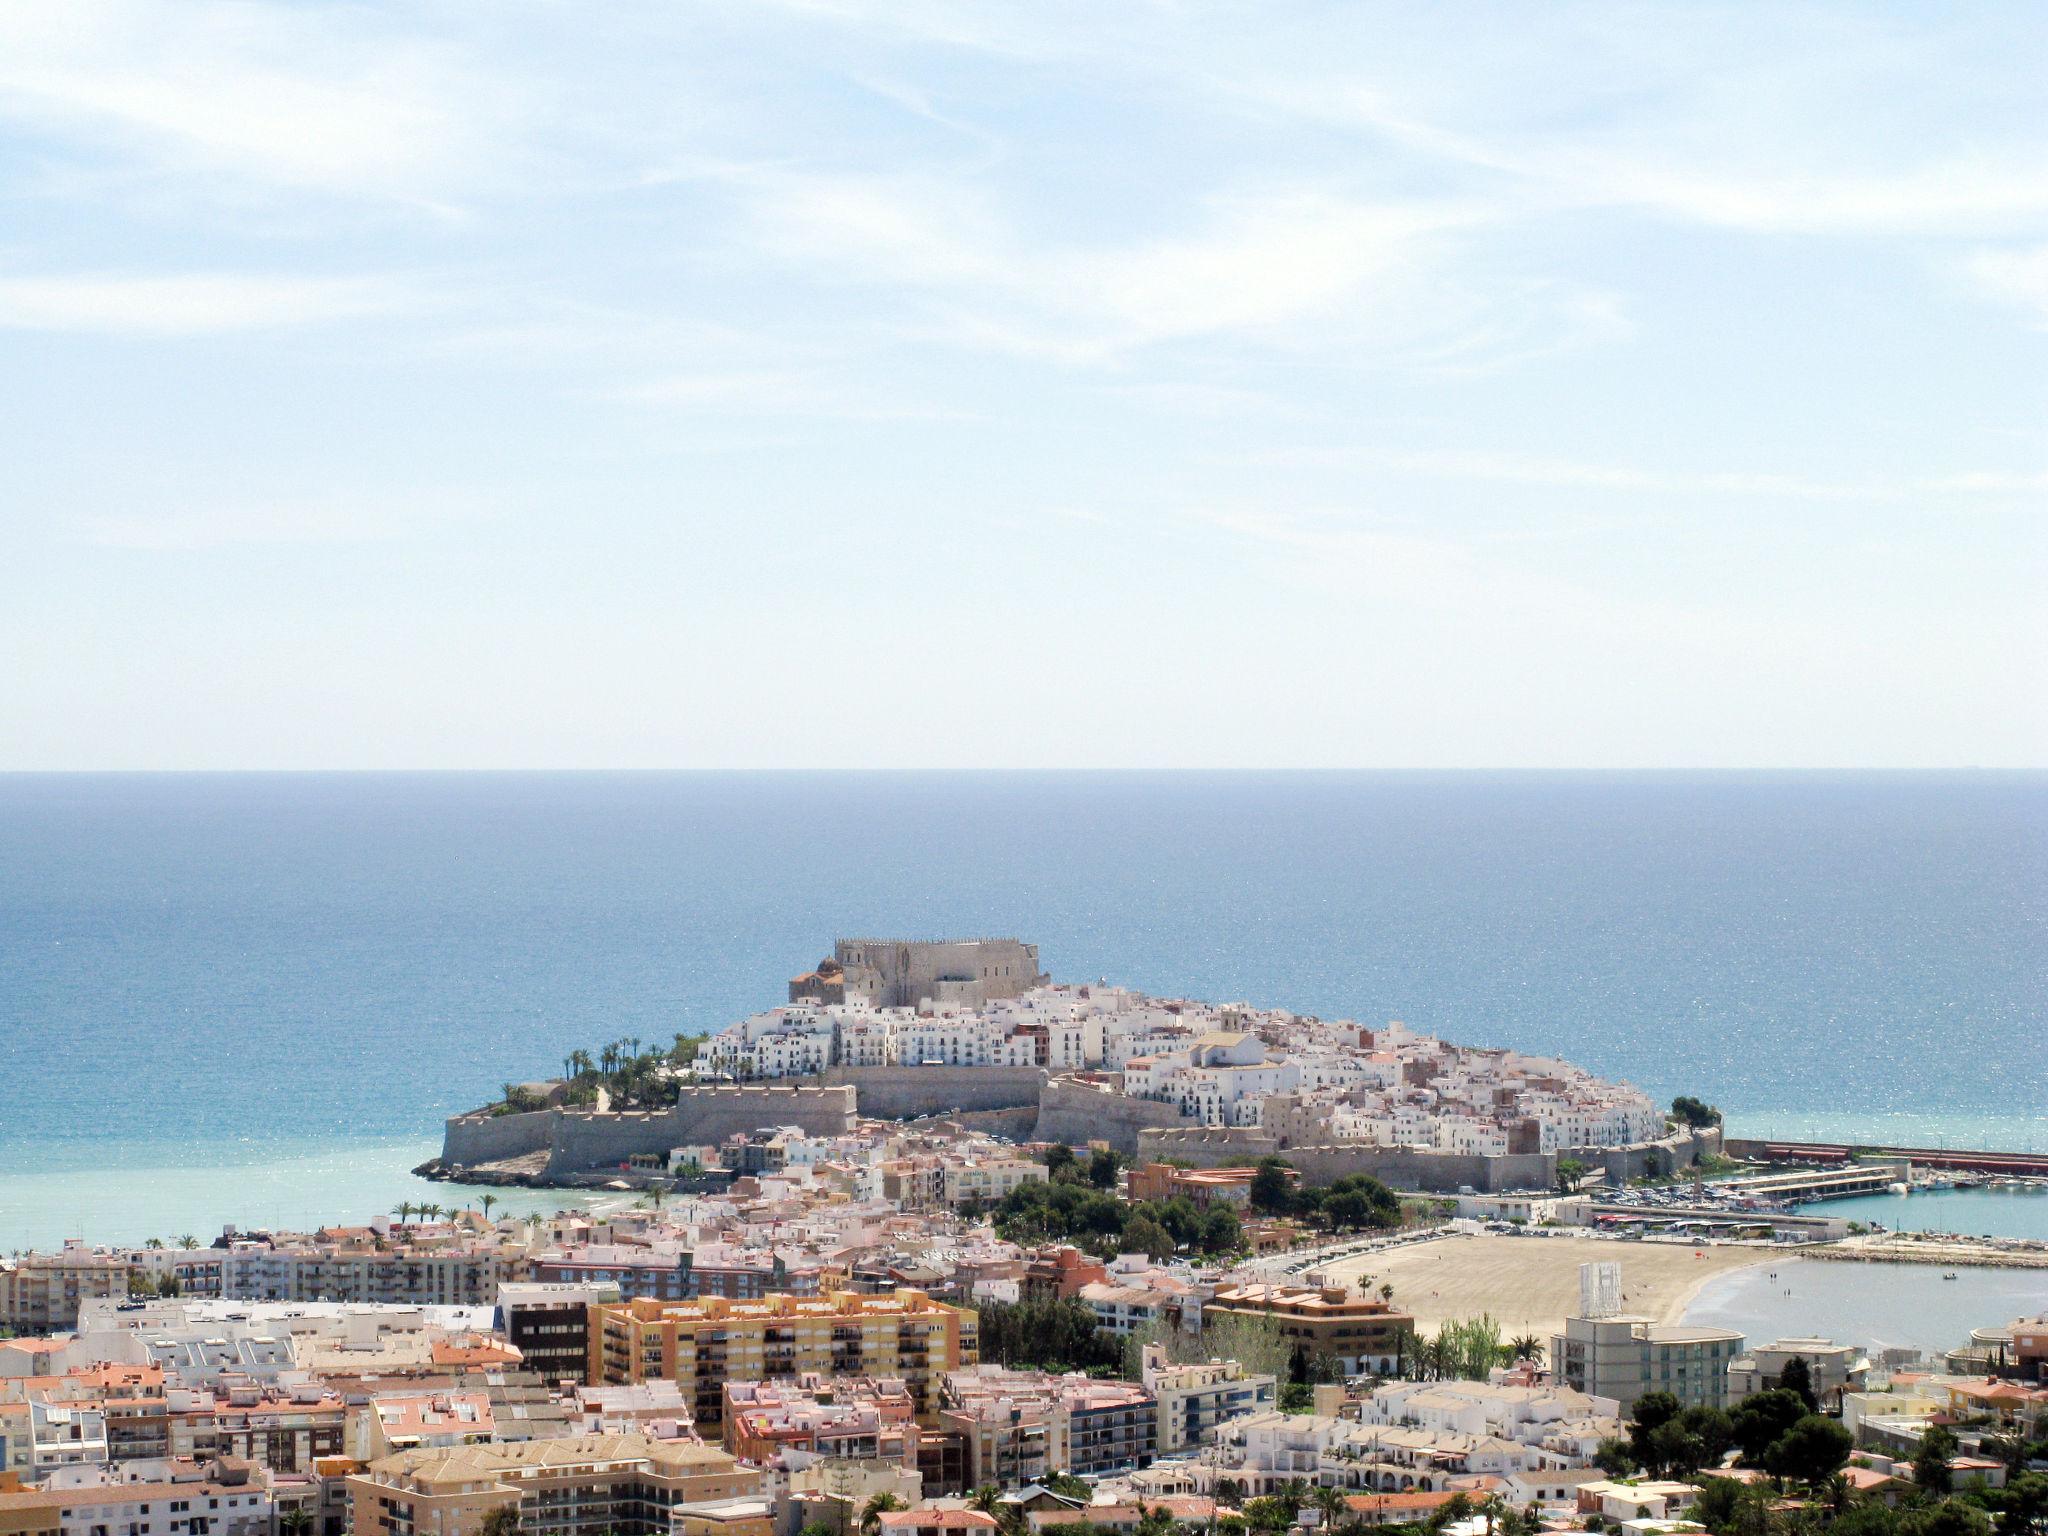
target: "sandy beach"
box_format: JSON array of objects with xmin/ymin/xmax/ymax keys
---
[{"xmin": 1315, "ymin": 1234, "xmax": 1774, "ymax": 1341}]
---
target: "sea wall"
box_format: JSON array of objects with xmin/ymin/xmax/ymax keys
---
[
  {"xmin": 1577, "ymin": 1126, "xmax": 1719, "ymax": 1182},
  {"xmin": 441, "ymin": 1085, "xmax": 857, "ymax": 1175},
  {"xmin": 1035, "ymin": 1078, "xmax": 1194, "ymax": 1152},
  {"xmin": 816, "ymin": 1064, "xmax": 1046, "ymax": 1119},
  {"xmin": 438, "ymin": 1108, "xmax": 557, "ymax": 1166}
]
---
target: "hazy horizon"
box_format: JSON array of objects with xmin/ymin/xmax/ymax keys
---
[{"xmin": 4, "ymin": 3, "xmax": 2043, "ymax": 770}]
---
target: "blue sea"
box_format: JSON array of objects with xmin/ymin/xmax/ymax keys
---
[{"xmin": 1, "ymin": 771, "xmax": 2043, "ymax": 1252}]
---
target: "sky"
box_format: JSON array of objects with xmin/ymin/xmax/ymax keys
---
[{"xmin": 2, "ymin": 1, "xmax": 2044, "ymax": 770}]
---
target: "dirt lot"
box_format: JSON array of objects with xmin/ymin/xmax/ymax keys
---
[{"xmin": 1315, "ymin": 1233, "xmax": 1772, "ymax": 1340}]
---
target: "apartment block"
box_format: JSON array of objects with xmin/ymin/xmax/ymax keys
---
[
  {"xmin": 0, "ymin": 1254, "xmax": 132, "ymax": 1334},
  {"xmin": 590, "ymin": 1291, "xmax": 975, "ymax": 1430},
  {"xmin": 1552, "ymin": 1315, "xmax": 1744, "ymax": 1413},
  {"xmin": 346, "ymin": 1433, "xmax": 763, "ymax": 1536},
  {"xmin": 1138, "ymin": 1344, "xmax": 1276, "ymax": 1452},
  {"xmin": 1203, "ymin": 1286, "xmax": 1416, "ymax": 1376}
]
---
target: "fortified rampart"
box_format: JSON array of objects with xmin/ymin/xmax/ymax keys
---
[
  {"xmin": 815, "ymin": 1064, "xmax": 1047, "ymax": 1119},
  {"xmin": 439, "ymin": 1085, "xmax": 857, "ymax": 1177},
  {"xmin": 1034, "ymin": 1077, "xmax": 1195, "ymax": 1152},
  {"xmin": 1580, "ymin": 1126, "xmax": 1719, "ymax": 1182},
  {"xmin": 436, "ymin": 1068, "xmax": 1710, "ymax": 1188},
  {"xmin": 1135, "ymin": 1126, "xmax": 1557, "ymax": 1193}
]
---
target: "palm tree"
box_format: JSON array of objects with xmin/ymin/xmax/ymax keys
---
[
  {"xmin": 177, "ymin": 1234, "xmax": 198, "ymax": 1250},
  {"xmin": 279, "ymin": 1507, "xmax": 313, "ymax": 1536},
  {"xmin": 1379, "ymin": 1283, "xmax": 1394, "ymax": 1303},
  {"xmin": 860, "ymin": 1495, "xmax": 903, "ymax": 1536},
  {"xmin": 1508, "ymin": 1335, "xmax": 1544, "ymax": 1367},
  {"xmin": 144, "ymin": 1236, "xmax": 165, "ymax": 1250},
  {"xmin": 967, "ymin": 1487, "xmax": 1003, "ymax": 1517},
  {"xmin": 1311, "ymin": 1486, "xmax": 1347, "ymax": 1529},
  {"xmin": 395, "ymin": 1202, "xmax": 415, "ymax": 1226},
  {"xmin": 480, "ymin": 1193, "xmax": 499, "ymax": 1222}
]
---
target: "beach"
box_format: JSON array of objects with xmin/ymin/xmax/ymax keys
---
[{"xmin": 1316, "ymin": 1234, "xmax": 1772, "ymax": 1340}]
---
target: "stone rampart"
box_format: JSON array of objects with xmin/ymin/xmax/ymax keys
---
[
  {"xmin": 1035, "ymin": 1078, "xmax": 1194, "ymax": 1152},
  {"xmin": 1575, "ymin": 1126, "xmax": 1718, "ymax": 1183},
  {"xmin": 816, "ymin": 1064, "xmax": 1047, "ymax": 1119},
  {"xmin": 439, "ymin": 1108, "xmax": 557, "ymax": 1167},
  {"xmin": 1135, "ymin": 1128, "xmax": 1555, "ymax": 1193},
  {"xmin": 440, "ymin": 1085, "xmax": 857, "ymax": 1176},
  {"xmin": 899, "ymin": 1105, "xmax": 1042, "ymax": 1141}
]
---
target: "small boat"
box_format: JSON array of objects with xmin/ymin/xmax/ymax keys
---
[
  {"xmin": 1942, "ymin": 1271, "xmax": 1959, "ymax": 1280},
  {"xmin": 1888, "ymin": 1182, "xmax": 1909, "ymax": 1195}
]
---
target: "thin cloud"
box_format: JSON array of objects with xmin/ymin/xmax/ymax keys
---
[
  {"xmin": 0, "ymin": 0, "xmax": 511, "ymax": 204},
  {"xmin": 1233, "ymin": 447, "xmax": 2048, "ymax": 504},
  {"xmin": 1963, "ymin": 244, "xmax": 2048, "ymax": 326},
  {"xmin": 0, "ymin": 271, "xmax": 413, "ymax": 336},
  {"xmin": 82, "ymin": 493, "xmax": 494, "ymax": 550}
]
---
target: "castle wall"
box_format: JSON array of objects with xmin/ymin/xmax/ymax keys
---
[
  {"xmin": 816, "ymin": 1064, "xmax": 1047, "ymax": 1119},
  {"xmin": 1577, "ymin": 1126, "xmax": 1718, "ymax": 1182},
  {"xmin": 1034, "ymin": 1078, "xmax": 1194, "ymax": 1152},
  {"xmin": 440, "ymin": 1086, "xmax": 857, "ymax": 1175},
  {"xmin": 898, "ymin": 1105, "xmax": 1043, "ymax": 1141},
  {"xmin": 832, "ymin": 938, "xmax": 1045, "ymax": 1009},
  {"xmin": 439, "ymin": 1108, "xmax": 558, "ymax": 1167},
  {"xmin": 1135, "ymin": 1127, "xmax": 1556, "ymax": 1194}
]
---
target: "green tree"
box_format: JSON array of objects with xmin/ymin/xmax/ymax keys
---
[
  {"xmin": 1088, "ymin": 1147, "xmax": 1123, "ymax": 1190},
  {"xmin": 1996, "ymin": 1471, "xmax": 2048, "ymax": 1536},
  {"xmin": 1917, "ymin": 1426, "xmax": 1961, "ymax": 1495},
  {"xmin": 1777, "ymin": 1355, "xmax": 1819, "ymax": 1412},
  {"xmin": 1731, "ymin": 1389, "xmax": 1808, "ymax": 1464},
  {"xmin": 1555, "ymin": 1158, "xmax": 1589, "ymax": 1195},
  {"xmin": 1680, "ymin": 1405, "xmax": 1736, "ymax": 1468},
  {"xmin": 1249, "ymin": 1158, "xmax": 1294, "ymax": 1215},
  {"xmin": 1764, "ymin": 1415, "xmax": 1852, "ymax": 1489},
  {"xmin": 1200, "ymin": 1205, "xmax": 1243, "ymax": 1256},
  {"xmin": 1594, "ymin": 1438, "xmax": 1638, "ymax": 1478},
  {"xmin": 1647, "ymin": 1418, "xmax": 1707, "ymax": 1476},
  {"xmin": 1629, "ymin": 1391, "xmax": 1684, "ymax": 1466},
  {"xmin": 479, "ymin": 1505, "xmax": 521, "ymax": 1536},
  {"xmin": 861, "ymin": 1496, "xmax": 905, "ymax": 1536},
  {"xmin": 1429, "ymin": 1495, "xmax": 1475, "ymax": 1533},
  {"xmin": 1125, "ymin": 1214, "xmax": 1176, "ymax": 1260},
  {"xmin": 1900, "ymin": 1502, "xmax": 1993, "ymax": 1536},
  {"xmin": 1045, "ymin": 1144, "xmax": 1079, "ymax": 1181},
  {"xmin": 1671, "ymin": 1096, "xmax": 1723, "ymax": 1128}
]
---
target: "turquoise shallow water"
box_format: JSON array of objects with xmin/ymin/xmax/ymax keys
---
[
  {"xmin": 2, "ymin": 771, "xmax": 2043, "ymax": 1252},
  {"xmin": 1683, "ymin": 1258, "xmax": 2048, "ymax": 1357},
  {"xmin": 1795, "ymin": 1185, "xmax": 2048, "ymax": 1240}
]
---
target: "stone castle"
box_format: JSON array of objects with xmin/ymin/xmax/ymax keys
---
[{"xmin": 788, "ymin": 937, "xmax": 1047, "ymax": 1009}]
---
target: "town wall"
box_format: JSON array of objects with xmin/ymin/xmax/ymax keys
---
[
  {"xmin": 1578, "ymin": 1126, "xmax": 1718, "ymax": 1182},
  {"xmin": 1034, "ymin": 1078, "xmax": 1194, "ymax": 1152},
  {"xmin": 440, "ymin": 1086, "xmax": 857, "ymax": 1175},
  {"xmin": 898, "ymin": 1105, "xmax": 1042, "ymax": 1141},
  {"xmin": 815, "ymin": 1064, "xmax": 1047, "ymax": 1119},
  {"xmin": 438, "ymin": 1108, "xmax": 557, "ymax": 1166},
  {"xmin": 1135, "ymin": 1127, "xmax": 1557, "ymax": 1193}
]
